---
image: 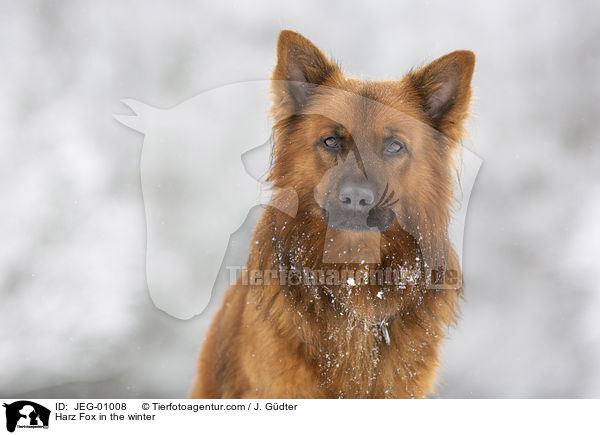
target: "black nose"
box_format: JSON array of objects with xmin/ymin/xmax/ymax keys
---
[{"xmin": 338, "ymin": 184, "xmax": 375, "ymax": 211}]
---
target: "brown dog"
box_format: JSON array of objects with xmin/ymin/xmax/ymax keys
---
[{"xmin": 190, "ymin": 30, "xmax": 474, "ymax": 398}]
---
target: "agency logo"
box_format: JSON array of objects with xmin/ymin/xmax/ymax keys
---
[
  {"xmin": 3, "ymin": 401, "xmax": 50, "ymax": 433},
  {"xmin": 115, "ymin": 80, "xmax": 481, "ymax": 320}
]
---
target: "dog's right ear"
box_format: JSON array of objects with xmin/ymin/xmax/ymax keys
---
[{"xmin": 271, "ymin": 30, "xmax": 340, "ymax": 120}]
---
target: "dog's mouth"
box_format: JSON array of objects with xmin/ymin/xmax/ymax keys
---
[
  {"xmin": 367, "ymin": 206, "xmax": 396, "ymax": 231},
  {"xmin": 321, "ymin": 200, "xmax": 396, "ymax": 233}
]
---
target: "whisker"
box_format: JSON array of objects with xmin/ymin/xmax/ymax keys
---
[
  {"xmin": 375, "ymin": 184, "xmax": 389, "ymax": 208},
  {"xmin": 375, "ymin": 186, "xmax": 398, "ymax": 210}
]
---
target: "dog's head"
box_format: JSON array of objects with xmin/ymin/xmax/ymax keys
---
[{"xmin": 269, "ymin": 30, "xmax": 474, "ymax": 274}]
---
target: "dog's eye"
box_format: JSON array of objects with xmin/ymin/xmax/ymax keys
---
[
  {"xmin": 384, "ymin": 140, "xmax": 406, "ymax": 154},
  {"xmin": 322, "ymin": 136, "xmax": 340, "ymax": 150}
]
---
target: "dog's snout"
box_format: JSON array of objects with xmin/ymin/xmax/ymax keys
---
[{"xmin": 338, "ymin": 184, "xmax": 375, "ymax": 211}]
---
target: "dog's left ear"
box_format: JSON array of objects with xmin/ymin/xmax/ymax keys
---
[
  {"xmin": 271, "ymin": 30, "xmax": 341, "ymax": 120},
  {"xmin": 408, "ymin": 50, "xmax": 475, "ymax": 140}
]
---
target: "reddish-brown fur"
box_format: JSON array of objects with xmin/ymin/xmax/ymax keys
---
[{"xmin": 190, "ymin": 30, "xmax": 475, "ymax": 398}]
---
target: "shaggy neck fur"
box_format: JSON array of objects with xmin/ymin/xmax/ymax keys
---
[{"xmin": 246, "ymin": 202, "xmax": 462, "ymax": 398}]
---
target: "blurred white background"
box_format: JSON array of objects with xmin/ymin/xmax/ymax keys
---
[{"xmin": 1, "ymin": 0, "xmax": 599, "ymax": 398}]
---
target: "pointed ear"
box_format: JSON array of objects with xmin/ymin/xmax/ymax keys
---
[
  {"xmin": 408, "ymin": 50, "xmax": 475, "ymax": 140},
  {"xmin": 271, "ymin": 30, "xmax": 340, "ymax": 119}
]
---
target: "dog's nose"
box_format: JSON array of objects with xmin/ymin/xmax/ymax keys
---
[{"xmin": 338, "ymin": 184, "xmax": 375, "ymax": 211}]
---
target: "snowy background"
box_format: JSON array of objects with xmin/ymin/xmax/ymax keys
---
[{"xmin": 1, "ymin": 0, "xmax": 599, "ymax": 398}]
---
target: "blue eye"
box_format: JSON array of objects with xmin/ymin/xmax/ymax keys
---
[
  {"xmin": 323, "ymin": 136, "xmax": 340, "ymax": 149},
  {"xmin": 385, "ymin": 140, "xmax": 406, "ymax": 154}
]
